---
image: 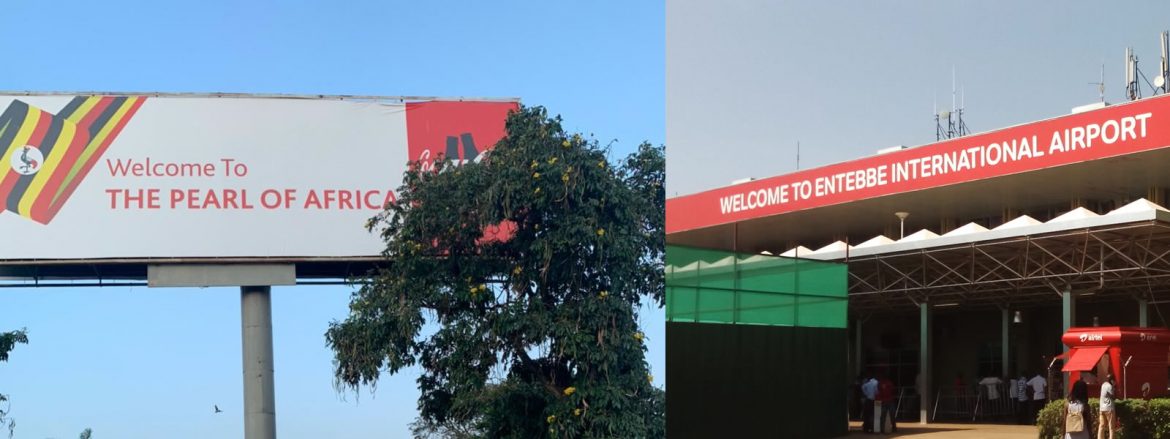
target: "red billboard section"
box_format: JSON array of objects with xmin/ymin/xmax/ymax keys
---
[
  {"xmin": 667, "ymin": 94, "xmax": 1170, "ymax": 234},
  {"xmin": 406, "ymin": 101, "xmax": 518, "ymax": 171},
  {"xmin": 405, "ymin": 101, "xmax": 520, "ymax": 243}
]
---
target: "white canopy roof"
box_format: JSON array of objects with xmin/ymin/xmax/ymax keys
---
[{"xmin": 776, "ymin": 198, "xmax": 1170, "ymax": 261}]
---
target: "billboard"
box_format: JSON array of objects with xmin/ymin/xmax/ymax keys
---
[
  {"xmin": 666, "ymin": 94, "xmax": 1170, "ymax": 234},
  {"xmin": 0, "ymin": 94, "xmax": 517, "ymax": 261}
]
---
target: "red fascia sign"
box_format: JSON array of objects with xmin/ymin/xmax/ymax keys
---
[{"xmin": 666, "ymin": 95, "xmax": 1170, "ymax": 234}]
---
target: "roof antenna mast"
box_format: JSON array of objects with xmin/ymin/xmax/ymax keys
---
[
  {"xmin": 796, "ymin": 140, "xmax": 800, "ymax": 171},
  {"xmin": 1089, "ymin": 63, "xmax": 1106, "ymax": 103},
  {"xmin": 935, "ymin": 66, "xmax": 970, "ymax": 141},
  {"xmin": 1159, "ymin": 30, "xmax": 1169, "ymax": 94}
]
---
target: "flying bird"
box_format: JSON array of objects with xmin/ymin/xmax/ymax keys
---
[{"xmin": 214, "ymin": 405, "xmax": 223, "ymax": 414}]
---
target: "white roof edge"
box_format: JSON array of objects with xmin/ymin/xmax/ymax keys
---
[
  {"xmin": 1107, "ymin": 198, "xmax": 1170, "ymax": 215},
  {"xmin": 806, "ymin": 209, "xmax": 1169, "ymax": 260},
  {"xmin": 855, "ymin": 235, "xmax": 896, "ymax": 248}
]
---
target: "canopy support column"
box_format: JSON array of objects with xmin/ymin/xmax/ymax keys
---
[
  {"xmin": 855, "ymin": 319, "xmax": 863, "ymax": 376},
  {"xmin": 1139, "ymin": 299, "xmax": 1149, "ymax": 327},
  {"xmin": 1002, "ymin": 308, "xmax": 1010, "ymax": 377},
  {"xmin": 919, "ymin": 300, "xmax": 932, "ymax": 424},
  {"xmin": 1062, "ymin": 288, "xmax": 1076, "ymax": 396}
]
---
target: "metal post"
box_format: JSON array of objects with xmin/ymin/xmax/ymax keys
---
[
  {"xmin": 855, "ymin": 319, "xmax": 863, "ymax": 377},
  {"xmin": 920, "ymin": 301, "xmax": 933, "ymax": 424},
  {"xmin": 1062, "ymin": 288, "xmax": 1075, "ymax": 395},
  {"xmin": 1139, "ymin": 299, "xmax": 1149, "ymax": 327},
  {"xmin": 1001, "ymin": 308, "xmax": 1010, "ymax": 377},
  {"xmin": 242, "ymin": 285, "xmax": 276, "ymax": 439}
]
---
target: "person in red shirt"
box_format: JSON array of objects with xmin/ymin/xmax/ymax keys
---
[{"xmin": 876, "ymin": 373, "xmax": 898, "ymax": 434}]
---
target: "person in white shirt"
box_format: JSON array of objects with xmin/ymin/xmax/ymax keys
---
[
  {"xmin": 1098, "ymin": 373, "xmax": 1117, "ymax": 439},
  {"xmin": 1027, "ymin": 372, "xmax": 1048, "ymax": 423},
  {"xmin": 979, "ymin": 376, "xmax": 1003, "ymax": 400}
]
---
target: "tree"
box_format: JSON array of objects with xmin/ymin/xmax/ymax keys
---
[
  {"xmin": 0, "ymin": 328, "xmax": 27, "ymax": 438},
  {"xmin": 326, "ymin": 106, "xmax": 664, "ymax": 438}
]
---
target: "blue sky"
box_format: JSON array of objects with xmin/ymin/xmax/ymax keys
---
[
  {"xmin": 0, "ymin": 2, "xmax": 663, "ymax": 438},
  {"xmin": 668, "ymin": 0, "xmax": 1170, "ymax": 196}
]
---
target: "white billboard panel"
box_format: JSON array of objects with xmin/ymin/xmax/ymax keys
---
[{"xmin": 0, "ymin": 94, "xmax": 517, "ymax": 260}]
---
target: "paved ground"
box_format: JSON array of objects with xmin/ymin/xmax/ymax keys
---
[{"xmin": 844, "ymin": 421, "xmax": 1036, "ymax": 438}]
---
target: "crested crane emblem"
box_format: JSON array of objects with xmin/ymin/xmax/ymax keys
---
[{"xmin": 11, "ymin": 145, "xmax": 42, "ymax": 175}]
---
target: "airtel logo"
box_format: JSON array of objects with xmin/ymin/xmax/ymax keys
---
[
  {"xmin": 1140, "ymin": 333, "xmax": 1158, "ymax": 342},
  {"xmin": 1079, "ymin": 333, "xmax": 1104, "ymax": 342}
]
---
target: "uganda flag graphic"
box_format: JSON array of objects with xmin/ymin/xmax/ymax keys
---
[{"xmin": 0, "ymin": 96, "xmax": 145, "ymax": 224}]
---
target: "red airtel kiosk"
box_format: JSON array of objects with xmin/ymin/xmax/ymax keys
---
[{"xmin": 1060, "ymin": 327, "xmax": 1170, "ymax": 399}]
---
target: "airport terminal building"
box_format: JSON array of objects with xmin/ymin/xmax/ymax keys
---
[{"xmin": 665, "ymin": 94, "xmax": 1170, "ymax": 436}]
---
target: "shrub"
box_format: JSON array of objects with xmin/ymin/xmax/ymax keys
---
[{"xmin": 1037, "ymin": 398, "xmax": 1170, "ymax": 439}]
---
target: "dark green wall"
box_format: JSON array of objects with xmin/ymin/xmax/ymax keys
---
[{"xmin": 667, "ymin": 321, "xmax": 848, "ymax": 438}]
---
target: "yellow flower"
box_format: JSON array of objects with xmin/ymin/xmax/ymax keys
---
[
  {"xmin": 534, "ymin": 187, "xmax": 542, "ymax": 195},
  {"xmin": 648, "ymin": 373, "xmax": 654, "ymax": 383},
  {"xmin": 561, "ymin": 140, "xmax": 570, "ymax": 148},
  {"xmin": 634, "ymin": 332, "xmax": 644, "ymax": 342},
  {"xmin": 548, "ymin": 157, "xmax": 558, "ymax": 165},
  {"xmin": 513, "ymin": 266, "xmax": 523, "ymax": 275},
  {"xmin": 531, "ymin": 160, "xmax": 539, "ymax": 169},
  {"xmin": 598, "ymin": 290, "xmax": 609, "ymax": 299},
  {"xmin": 574, "ymin": 408, "xmax": 582, "ymax": 416},
  {"xmin": 596, "ymin": 228, "xmax": 605, "ymax": 236},
  {"xmin": 561, "ymin": 173, "xmax": 570, "ymax": 183},
  {"xmin": 547, "ymin": 415, "xmax": 556, "ymax": 424},
  {"xmin": 533, "ymin": 172, "xmax": 541, "ymax": 179},
  {"xmin": 598, "ymin": 160, "xmax": 607, "ymax": 169},
  {"xmin": 563, "ymin": 386, "xmax": 576, "ymax": 396}
]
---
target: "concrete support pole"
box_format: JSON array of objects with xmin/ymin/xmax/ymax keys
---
[
  {"xmin": 919, "ymin": 301, "xmax": 933, "ymax": 424},
  {"xmin": 1139, "ymin": 299, "xmax": 1149, "ymax": 327},
  {"xmin": 1062, "ymin": 288, "xmax": 1075, "ymax": 396},
  {"xmin": 242, "ymin": 286, "xmax": 276, "ymax": 439},
  {"xmin": 1002, "ymin": 308, "xmax": 1010, "ymax": 376}
]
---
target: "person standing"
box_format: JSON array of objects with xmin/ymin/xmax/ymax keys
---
[
  {"xmin": 876, "ymin": 373, "xmax": 897, "ymax": 434},
  {"xmin": 1027, "ymin": 371, "xmax": 1048, "ymax": 424},
  {"xmin": 1015, "ymin": 372, "xmax": 1029, "ymax": 424},
  {"xmin": 1098, "ymin": 373, "xmax": 1118, "ymax": 439},
  {"xmin": 1061, "ymin": 379, "xmax": 1093, "ymax": 439},
  {"xmin": 861, "ymin": 373, "xmax": 878, "ymax": 433},
  {"xmin": 979, "ymin": 375, "xmax": 1003, "ymax": 400}
]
